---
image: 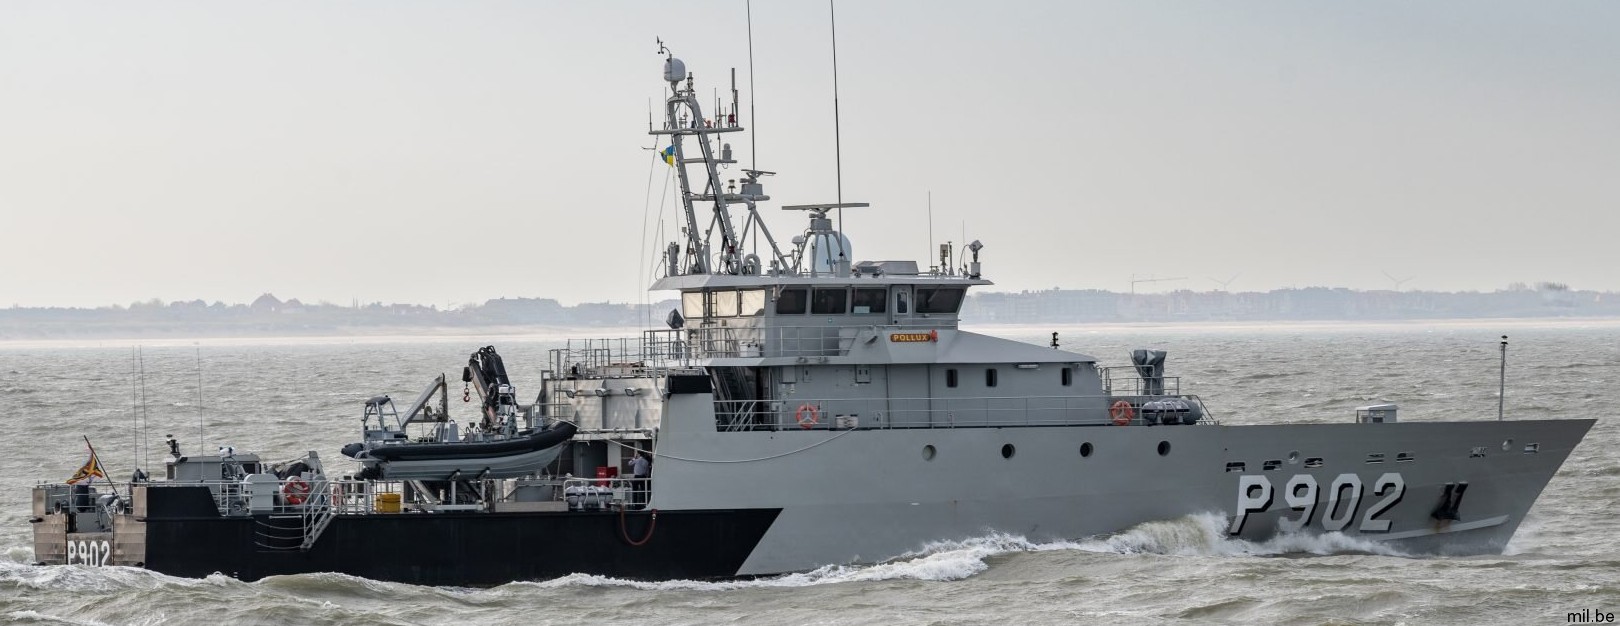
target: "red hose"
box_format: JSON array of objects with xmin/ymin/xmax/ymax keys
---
[{"xmin": 619, "ymin": 507, "xmax": 658, "ymax": 546}]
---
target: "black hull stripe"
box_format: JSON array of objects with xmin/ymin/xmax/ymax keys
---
[{"xmin": 141, "ymin": 508, "xmax": 781, "ymax": 586}]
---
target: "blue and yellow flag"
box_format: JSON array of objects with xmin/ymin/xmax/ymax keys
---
[
  {"xmin": 66, "ymin": 439, "xmax": 107, "ymax": 485},
  {"xmin": 660, "ymin": 145, "xmax": 677, "ymax": 166}
]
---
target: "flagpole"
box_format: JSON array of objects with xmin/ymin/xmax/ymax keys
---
[{"xmin": 83, "ymin": 435, "xmax": 118, "ymax": 499}]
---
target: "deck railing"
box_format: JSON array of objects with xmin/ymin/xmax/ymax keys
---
[
  {"xmin": 548, "ymin": 323, "xmax": 951, "ymax": 376},
  {"xmin": 711, "ymin": 392, "xmax": 1215, "ymax": 430},
  {"xmin": 1100, "ymin": 367, "xmax": 1184, "ymax": 396}
]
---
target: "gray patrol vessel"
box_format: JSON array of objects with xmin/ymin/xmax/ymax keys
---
[{"xmin": 29, "ymin": 49, "xmax": 1592, "ymax": 585}]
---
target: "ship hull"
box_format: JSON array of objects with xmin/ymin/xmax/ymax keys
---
[
  {"xmin": 646, "ymin": 413, "xmax": 1595, "ymax": 575},
  {"xmin": 34, "ymin": 418, "xmax": 1593, "ymax": 584}
]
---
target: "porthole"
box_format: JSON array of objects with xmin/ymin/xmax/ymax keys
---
[
  {"xmin": 1157, "ymin": 441, "xmax": 1171, "ymax": 456},
  {"xmin": 922, "ymin": 445, "xmax": 937, "ymax": 461},
  {"xmin": 1079, "ymin": 442, "xmax": 1093, "ymax": 458},
  {"xmin": 1502, "ymin": 438, "xmax": 1513, "ymax": 452},
  {"xmin": 1288, "ymin": 450, "xmax": 1300, "ymax": 464},
  {"xmin": 1001, "ymin": 443, "xmax": 1016, "ymax": 459}
]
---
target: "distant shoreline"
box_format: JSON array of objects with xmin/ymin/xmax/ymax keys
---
[{"xmin": 4, "ymin": 316, "xmax": 1619, "ymax": 350}]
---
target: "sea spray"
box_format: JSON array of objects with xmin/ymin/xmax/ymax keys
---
[{"xmin": 1076, "ymin": 513, "xmax": 1408, "ymax": 557}]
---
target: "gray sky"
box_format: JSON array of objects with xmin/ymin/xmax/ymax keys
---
[{"xmin": 2, "ymin": 1, "xmax": 1617, "ymax": 308}]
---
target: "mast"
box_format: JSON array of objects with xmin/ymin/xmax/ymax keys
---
[{"xmin": 652, "ymin": 42, "xmax": 788, "ymax": 277}]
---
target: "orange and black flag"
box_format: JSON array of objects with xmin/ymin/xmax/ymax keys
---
[{"xmin": 66, "ymin": 437, "xmax": 108, "ymax": 485}]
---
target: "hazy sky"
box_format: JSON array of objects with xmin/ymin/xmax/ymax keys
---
[{"xmin": 2, "ymin": 1, "xmax": 1617, "ymax": 308}]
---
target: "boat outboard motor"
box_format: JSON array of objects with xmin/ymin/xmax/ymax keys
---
[
  {"xmin": 1131, "ymin": 349, "xmax": 1168, "ymax": 396},
  {"xmin": 70, "ymin": 484, "xmax": 92, "ymax": 512}
]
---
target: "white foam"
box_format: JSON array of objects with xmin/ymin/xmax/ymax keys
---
[
  {"xmin": 502, "ymin": 517, "xmax": 1409, "ymax": 593},
  {"xmin": 4, "ymin": 546, "xmax": 35, "ymax": 563},
  {"xmin": 0, "ymin": 561, "xmax": 242, "ymax": 594},
  {"xmin": 1074, "ymin": 512, "xmax": 1408, "ymax": 557},
  {"xmin": 3, "ymin": 610, "xmax": 116, "ymax": 626},
  {"xmin": 508, "ymin": 533, "xmax": 1055, "ymax": 592}
]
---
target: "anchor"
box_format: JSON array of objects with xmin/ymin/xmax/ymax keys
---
[{"xmin": 1431, "ymin": 481, "xmax": 1469, "ymax": 522}]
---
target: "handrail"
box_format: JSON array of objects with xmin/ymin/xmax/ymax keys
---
[
  {"xmin": 299, "ymin": 485, "xmax": 336, "ymax": 550},
  {"xmin": 1100, "ymin": 367, "xmax": 1184, "ymax": 396},
  {"xmin": 548, "ymin": 322, "xmax": 952, "ymax": 374},
  {"xmin": 709, "ymin": 392, "xmax": 1216, "ymax": 430}
]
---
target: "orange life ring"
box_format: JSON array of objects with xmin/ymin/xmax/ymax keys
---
[
  {"xmin": 283, "ymin": 477, "xmax": 312, "ymax": 505},
  {"xmin": 1109, "ymin": 400, "xmax": 1135, "ymax": 426},
  {"xmin": 795, "ymin": 403, "xmax": 820, "ymax": 429}
]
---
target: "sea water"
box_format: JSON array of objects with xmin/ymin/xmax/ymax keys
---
[{"xmin": 1, "ymin": 320, "xmax": 1616, "ymax": 625}]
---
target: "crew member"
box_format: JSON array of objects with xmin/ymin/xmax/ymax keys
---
[{"xmin": 630, "ymin": 450, "xmax": 651, "ymax": 508}]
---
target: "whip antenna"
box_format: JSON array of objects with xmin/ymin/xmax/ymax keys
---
[
  {"xmin": 1498, "ymin": 335, "xmax": 1508, "ymax": 421},
  {"xmin": 196, "ymin": 346, "xmax": 205, "ymax": 454},
  {"xmin": 747, "ymin": 0, "xmax": 758, "ymax": 170},
  {"xmin": 829, "ymin": 0, "xmax": 844, "ymax": 234}
]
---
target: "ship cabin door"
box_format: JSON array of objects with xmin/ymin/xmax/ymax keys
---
[
  {"xmin": 890, "ymin": 286, "xmax": 912, "ymax": 325},
  {"xmin": 887, "ymin": 365, "xmax": 932, "ymax": 427}
]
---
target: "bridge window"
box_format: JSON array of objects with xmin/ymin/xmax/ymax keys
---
[
  {"xmin": 709, "ymin": 290, "xmax": 739, "ymax": 317},
  {"xmin": 1061, "ymin": 367, "xmax": 1073, "ymax": 386},
  {"xmin": 740, "ymin": 289, "xmax": 766, "ymax": 316},
  {"xmin": 812, "ymin": 288, "xmax": 848, "ymax": 315},
  {"xmin": 916, "ymin": 287, "xmax": 965, "ymax": 314},
  {"xmin": 682, "ymin": 291, "xmax": 705, "ymax": 318},
  {"xmin": 852, "ymin": 288, "xmax": 887, "ymax": 314},
  {"xmin": 946, "ymin": 368, "xmax": 958, "ymax": 388},
  {"xmin": 986, "ymin": 368, "xmax": 998, "ymax": 387},
  {"xmin": 895, "ymin": 290, "xmax": 909, "ymax": 314},
  {"xmin": 776, "ymin": 288, "xmax": 808, "ymax": 315}
]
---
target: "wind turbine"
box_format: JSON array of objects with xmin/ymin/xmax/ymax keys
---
[
  {"xmin": 1381, "ymin": 270, "xmax": 1414, "ymax": 291},
  {"xmin": 1206, "ymin": 273, "xmax": 1240, "ymax": 292}
]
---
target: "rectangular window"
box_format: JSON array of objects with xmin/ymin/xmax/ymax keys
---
[
  {"xmin": 915, "ymin": 287, "xmax": 966, "ymax": 314},
  {"xmin": 946, "ymin": 368, "xmax": 958, "ymax": 388},
  {"xmin": 811, "ymin": 288, "xmax": 848, "ymax": 315},
  {"xmin": 1061, "ymin": 367, "xmax": 1073, "ymax": 386},
  {"xmin": 739, "ymin": 290, "xmax": 766, "ymax": 316},
  {"xmin": 709, "ymin": 290, "xmax": 739, "ymax": 317},
  {"xmin": 851, "ymin": 288, "xmax": 887, "ymax": 314},
  {"xmin": 986, "ymin": 368, "xmax": 998, "ymax": 387},
  {"xmin": 776, "ymin": 288, "xmax": 808, "ymax": 315},
  {"xmin": 681, "ymin": 291, "xmax": 705, "ymax": 319}
]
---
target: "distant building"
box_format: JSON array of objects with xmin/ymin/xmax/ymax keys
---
[{"xmin": 250, "ymin": 293, "xmax": 283, "ymax": 313}]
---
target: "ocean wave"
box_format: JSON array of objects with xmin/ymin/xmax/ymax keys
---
[
  {"xmin": 1073, "ymin": 512, "xmax": 1408, "ymax": 558},
  {"xmin": 504, "ymin": 534, "xmax": 1035, "ymax": 592},
  {"xmin": 0, "ymin": 560, "xmax": 240, "ymax": 594},
  {"xmin": 498, "ymin": 517, "xmax": 1402, "ymax": 593},
  {"xmin": 3, "ymin": 610, "xmax": 118, "ymax": 626},
  {"xmin": 1236, "ymin": 372, "xmax": 1302, "ymax": 381}
]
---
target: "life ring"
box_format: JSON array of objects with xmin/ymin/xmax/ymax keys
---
[
  {"xmin": 283, "ymin": 477, "xmax": 312, "ymax": 505},
  {"xmin": 1109, "ymin": 400, "xmax": 1135, "ymax": 426},
  {"xmin": 795, "ymin": 403, "xmax": 820, "ymax": 429}
]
